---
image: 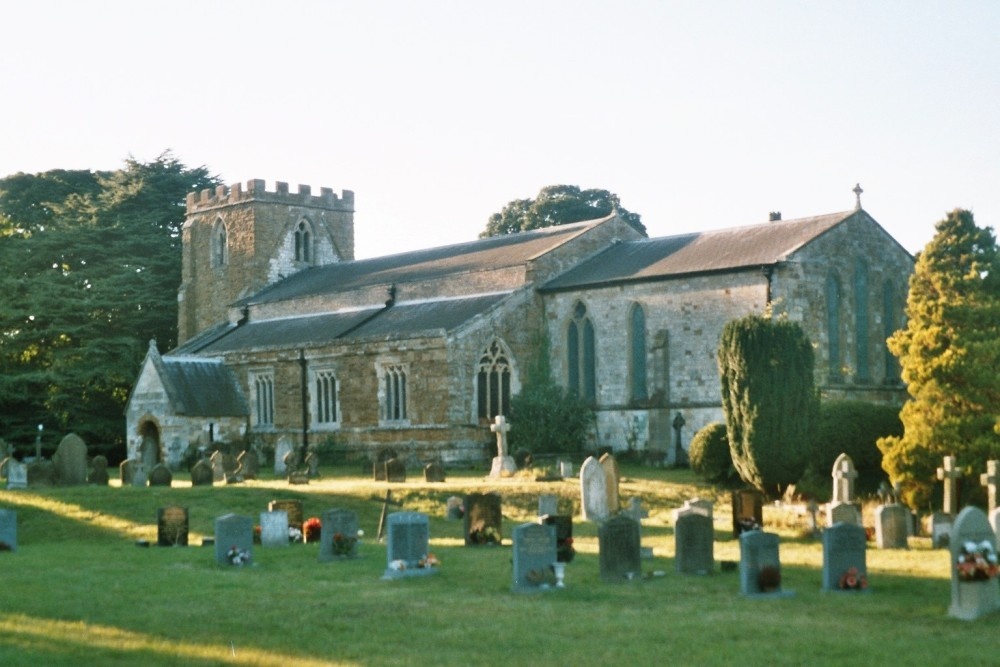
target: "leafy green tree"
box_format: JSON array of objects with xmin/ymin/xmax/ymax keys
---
[
  {"xmin": 717, "ymin": 314, "xmax": 818, "ymax": 498},
  {"xmin": 481, "ymin": 184, "xmax": 646, "ymax": 237},
  {"xmin": 0, "ymin": 152, "xmax": 219, "ymax": 456},
  {"xmin": 878, "ymin": 209, "xmax": 1000, "ymax": 508}
]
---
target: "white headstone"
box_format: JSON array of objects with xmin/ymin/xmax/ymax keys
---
[
  {"xmin": 6, "ymin": 461, "xmax": 27, "ymax": 490},
  {"xmin": 948, "ymin": 507, "xmax": 999, "ymax": 620},
  {"xmin": 274, "ymin": 437, "xmax": 294, "ymax": 476},
  {"xmin": 580, "ymin": 456, "xmax": 609, "ymax": 521},
  {"xmin": 259, "ymin": 510, "xmax": 290, "ymax": 548}
]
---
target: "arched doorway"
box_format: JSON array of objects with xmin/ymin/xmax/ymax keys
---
[{"xmin": 139, "ymin": 421, "xmax": 161, "ymax": 470}]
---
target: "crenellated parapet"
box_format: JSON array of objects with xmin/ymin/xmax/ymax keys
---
[{"xmin": 186, "ymin": 179, "xmax": 354, "ymax": 213}]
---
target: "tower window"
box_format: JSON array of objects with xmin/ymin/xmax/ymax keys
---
[{"xmin": 295, "ymin": 220, "xmax": 312, "ymax": 263}]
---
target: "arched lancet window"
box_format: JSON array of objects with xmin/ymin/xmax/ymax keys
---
[
  {"xmin": 294, "ymin": 220, "xmax": 312, "ymax": 263},
  {"xmin": 854, "ymin": 258, "xmax": 870, "ymax": 383},
  {"xmin": 477, "ymin": 338, "xmax": 512, "ymax": 421},
  {"xmin": 883, "ymin": 280, "xmax": 901, "ymax": 384},
  {"xmin": 629, "ymin": 303, "xmax": 648, "ymax": 402},
  {"xmin": 826, "ymin": 273, "xmax": 842, "ymax": 383},
  {"xmin": 212, "ymin": 218, "xmax": 228, "ymax": 267},
  {"xmin": 568, "ymin": 302, "xmax": 596, "ymax": 402}
]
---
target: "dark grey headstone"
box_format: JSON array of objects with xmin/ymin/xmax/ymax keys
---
[
  {"xmin": 0, "ymin": 509, "xmax": 17, "ymax": 551},
  {"xmin": 27, "ymin": 460, "xmax": 55, "ymax": 487},
  {"xmin": 875, "ymin": 504, "xmax": 909, "ymax": 549},
  {"xmin": 385, "ymin": 458, "xmax": 406, "ymax": 483},
  {"xmin": 423, "ymin": 462, "xmax": 445, "ymax": 483},
  {"xmin": 119, "ymin": 459, "xmax": 138, "ymax": 486},
  {"xmin": 675, "ymin": 511, "xmax": 714, "ymax": 575},
  {"xmin": 739, "ymin": 530, "xmax": 792, "ymax": 597},
  {"xmin": 319, "ymin": 508, "xmax": 360, "ymax": 561},
  {"xmin": 541, "ymin": 514, "xmax": 574, "ymax": 563},
  {"xmin": 210, "ymin": 451, "xmax": 226, "ymax": 482},
  {"xmin": 157, "ymin": 506, "xmax": 188, "ymax": 547},
  {"xmin": 148, "ymin": 463, "xmax": 173, "ymax": 487},
  {"xmin": 53, "ymin": 433, "xmax": 88, "ymax": 486},
  {"xmin": 190, "ymin": 459, "xmax": 214, "ymax": 487},
  {"xmin": 88, "ymin": 455, "xmax": 109, "ymax": 485},
  {"xmin": 822, "ymin": 522, "xmax": 868, "ymax": 592},
  {"xmin": 598, "ymin": 515, "xmax": 641, "ymax": 583},
  {"xmin": 464, "ymin": 492, "xmax": 503, "ymax": 546},
  {"xmin": 512, "ymin": 522, "xmax": 557, "ymax": 592},
  {"xmin": 214, "ymin": 513, "xmax": 253, "ymax": 566},
  {"xmin": 383, "ymin": 512, "xmax": 436, "ymax": 579},
  {"xmin": 237, "ymin": 450, "xmax": 259, "ymax": 480},
  {"xmin": 268, "ymin": 499, "xmax": 304, "ymax": 531}
]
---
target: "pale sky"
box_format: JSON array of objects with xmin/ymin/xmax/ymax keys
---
[{"xmin": 2, "ymin": 1, "xmax": 998, "ymax": 259}]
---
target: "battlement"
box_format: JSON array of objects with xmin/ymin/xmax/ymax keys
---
[{"xmin": 186, "ymin": 179, "xmax": 354, "ymax": 213}]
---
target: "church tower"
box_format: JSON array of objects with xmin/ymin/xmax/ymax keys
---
[{"xmin": 177, "ymin": 180, "xmax": 354, "ymax": 344}]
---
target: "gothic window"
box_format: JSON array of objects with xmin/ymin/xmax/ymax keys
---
[
  {"xmin": 477, "ymin": 338, "xmax": 512, "ymax": 421},
  {"xmin": 313, "ymin": 368, "xmax": 339, "ymax": 426},
  {"xmin": 250, "ymin": 370, "xmax": 274, "ymax": 427},
  {"xmin": 567, "ymin": 301, "xmax": 596, "ymax": 402},
  {"xmin": 212, "ymin": 218, "xmax": 228, "ymax": 267},
  {"xmin": 294, "ymin": 220, "xmax": 312, "ymax": 263},
  {"xmin": 381, "ymin": 363, "xmax": 408, "ymax": 422},
  {"xmin": 825, "ymin": 273, "xmax": 842, "ymax": 383},
  {"xmin": 854, "ymin": 258, "xmax": 870, "ymax": 383},
  {"xmin": 629, "ymin": 303, "xmax": 648, "ymax": 403},
  {"xmin": 883, "ymin": 280, "xmax": 901, "ymax": 384}
]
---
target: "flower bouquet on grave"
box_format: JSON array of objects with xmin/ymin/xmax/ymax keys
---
[
  {"xmin": 417, "ymin": 552, "xmax": 439, "ymax": 568},
  {"xmin": 303, "ymin": 517, "xmax": 322, "ymax": 543},
  {"xmin": 226, "ymin": 545, "xmax": 252, "ymax": 566},
  {"xmin": 757, "ymin": 565, "xmax": 781, "ymax": 592},
  {"xmin": 388, "ymin": 559, "xmax": 407, "ymax": 571},
  {"xmin": 288, "ymin": 526, "xmax": 303, "ymax": 544},
  {"xmin": 557, "ymin": 536, "xmax": 575, "ymax": 563},
  {"xmin": 468, "ymin": 525, "xmax": 502, "ymax": 545},
  {"xmin": 332, "ymin": 529, "xmax": 363, "ymax": 557},
  {"xmin": 253, "ymin": 525, "xmax": 262, "ymax": 545},
  {"xmin": 838, "ymin": 566, "xmax": 869, "ymax": 590},
  {"xmin": 956, "ymin": 540, "xmax": 999, "ymax": 582}
]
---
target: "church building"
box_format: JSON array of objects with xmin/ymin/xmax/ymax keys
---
[{"xmin": 125, "ymin": 180, "xmax": 914, "ymax": 470}]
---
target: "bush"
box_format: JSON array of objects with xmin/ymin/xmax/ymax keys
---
[
  {"xmin": 508, "ymin": 381, "xmax": 594, "ymax": 454},
  {"xmin": 689, "ymin": 422, "xmax": 737, "ymax": 484}
]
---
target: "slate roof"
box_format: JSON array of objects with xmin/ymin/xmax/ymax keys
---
[
  {"xmin": 541, "ymin": 211, "xmax": 856, "ymax": 291},
  {"xmin": 156, "ymin": 356, "xmax": 248, "ymax": 416}
]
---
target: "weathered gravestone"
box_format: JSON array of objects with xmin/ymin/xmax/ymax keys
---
[
  {"xmin": 132, "ymin": 462, "xmax": 147, "ymax": 488},
  {"xmin": 6, "ymin": 461, "xmax": 27, "ymax": 490},
  {"xmin": 423, "ymin": 462, "xmax": 445, "ymax": 483},
  {"xmin": 0, "ymin": 509, "xmax": 17, "ymax": 551},
  {"xmin": 538, "ymin": 494, "xmax": 558, "ymax": 518},
  {"xmin": 214, "ymin": 513, "xmax": 254, "ymax": 566},
  {"xmin": 541, "ymin": 514, "xmax": 574, "ymax": 563},
  {"xmin": 0, "ymin": 456, "xmax": 9, "ymax": 480},
  {"xmin": 732, "ymin": 490, "xmax": 764, "ymax": 536},
  {"xmin": 673, "ymin": 497, "xmax": 714, "ymax": 521},
  {"xmin": 598, "ymin": 515, "xmax": 641, "ymax": 583},
  {"xmin": 260, "ymin": 510, "xmax": 290, "ymax": 548},
  {"xmin": 120, "ymin": 459, "xmax": 138, "ymax": 486},
  {"xmin": 445, "ymin": 496, "xmax": 464, "ymax": 521},
  {"xmin": 675, "ymin": 510, "xmax": 714, "ymax": 575},
  {"xmin": 382, "ymin": 512, "xmax": 437, "ymax": 579},
  {"xmin": 53, "ymin": 433, "xmax": 88, "ymax": 487},
  {"xmin": 822, "ymin": 522, "xmax": 868, "ymax": 592},
  {"xmin": 148, "ymin": 463, "xmax": 173, "ymax": 487},
  {"xmin": 826, "ymin": 453, "xmax": 861, "ymax": 527},
  {"xmin": 27, "ymin": 460, "xmax": 55, "ymax": 487},
  {"xmin": 274, "ymin": 437, "xmax": 294, "ymax": 477},
  {"xmin": 558, "ymin": 460, "xmax": 574, "ymax": 478},
  {"xmin": 464, "ymin": 492, "xmax": 503, "ymax": 545},
  {"xmin": 268, "ymin": 499, "xmax": 304, "ymax": 532},
  {"xmin": 928, "ymin": 511, "xmax": 953, "ymax": 549},
  {"xmin": 304, "ymin": 451, "xmax": 320, "ymax": 478},
  {"xmin": 88, "ymin": 455, "xmax": 109, "ymax": 486},
  {"xmin": 190, "ymin": 459, "xmax": 214, "ymax": 487},
  {"xmin": 384, "ymin": 458, "xmax": 406, "ymax": 483},
  {"xmin": 580, "ymin": 456, "xmax": 609, "ymax": 521},
  {"xmin": 319, "ymin": 508, "xmax": 360, "ymax": 561},
  {"xmin": 512, "ymin": 522, "xmax": 558, "ymax": 592},
  {"xmin": 489, "ymin": 415, "xmax": 517, "ymax": 478},
  {"xmin": 948, "ymin": 506, "xmax": 999, "ymax": 620},
  {"xmin": 237, "ymin": 450, "xmax": 259, "ymax": 480},
  {"xmin": 371, "ymin": 449, "xmax": 394, "ymax": 481},
  {"xmin": 874, "ymin": 504, "xmax": 909, "ymax": 549},
  {"xmin": 157, "ymin": 506, "xmax": 189, "ymax": 547},
  {"xmin": 599, "ymin": 453, "xmax": 621, "ymax": 515},
  {"xmin": 739, "ymin": 530, "xmax": 793, "ymax": 598}
]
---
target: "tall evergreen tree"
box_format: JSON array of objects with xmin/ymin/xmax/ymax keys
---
[
  {"xmin": 878, "ymin": 209, "xmax": 1000, "ymax": 508},
  {"xmin": 481, "ymin": 185, "xmax": 646, "ymax": 237}
]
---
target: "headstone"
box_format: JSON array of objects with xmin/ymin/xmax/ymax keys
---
[
  {"xmin": 52, "ymin": 433, "xmax": 88, "ymax": 486},
  {"xmin": 948, "ymin": 506, "xmax": 999, "ymax": 620},
  {"xmin": 423, "ymin": 462, "xmax": 445, "ymax": 483},
  {"xmin": 148, "ymin": 463, "xmax": 173, "ymax": 487},
  {"xmin": 558, "ymin": 460, "xmax": 574, "ymax": 478},
  {"xmin": 828, "ymin": 502, "xmax": 862, "ymax": 527},
  {"xmin": 131, "ymin": 463, "xmax": 147, "ymax": 488},
  {"xmin": 874, "ymin": 504, "xmax": 909, "ymax": 549},
  {"xmin": 274, "ymin": 437, "xmax": 294, "ymax": 476},
  {"xmin": 673, "ymin": 497, "xmax": 713, "ymax": 521},
  {"xmin": 157, "ymin": 506, "xmax": 189, "ymax": 547},
  {"xmin": 541, "ymin": 514, "xmax": 574, "ymax": 563},
  {"xmin": 268, "ymin": 499, "xmax": 304, "ymax": 532},
  {"xmin": 190, "ymin": 459, "xmax": 214, "ymax": 487},
  {"xmin": 488, "ymin": 415, "xmax": 517, "ymax": 478},
  {"xmin": 580, "ymin": 456, "xmax": 609, "ymax": 521},
  {"xmin": 27, "ymin": 460, "xmax": 55, "ymax": 487},
  {"xmin": 237, "ymin": 450, "xmax": 259, "ymax": 480},
  {"xmin": 445, "ymin": 496, "xmax": 464, "ymax": 521},
  {"xmin": 512, "ymin": 522, "xmax": 558, "ymax": 592},
  {"xmin": 538, "ymin": 494, "xmax": 558, "ymax": 518},
  {"xmin": 0, "ymin": 456, "xmax": 9, "ymax": 480},
  {"xmin": 675, "ymin": 510, "xmax": 714, "ymax": 575},
  {"xmin": 283, "ymin": 448, "xmax": 301, "ymax": 476},
  {"xmin": 928, "ymin": 511, "xmax": 953, "ymax": 548},
  {"xmin": 827, "ymin": 453, "xmax": 861, "ymax": 526},
  {"xmin": 214, "ymin": 513, "xmax": 253, "ymax": 566},
  {"xmin": 980, "ymin": 460, "xmax": 998, "ymax": 514},
  {"xmin": 384, "ymin": 458, "xmax": 406, "ymax": 483},
  {"xmin": 382, "ymin": 512, "xmax": 437, "ymax": 578},
  {"xmin": 739, "ymin": 530, "xmax": 793, "ymax": 597},
  {"xmin": 937, "ymin": 455, "xmax": 961, "ymax": 516},
  {"xmin": 319, "ymin": 508, "xmax": 360, "ymax": 561},
  {"xmin": 732, "ymin": 490, "xmax": 763, "ymax": 536},
  {"xmin": 464, "ymin": 492, "xmax": 503, "ymax": 545},
  {"xmin": 305, "ymin": 451, "xmax": 320, "ymax": 478},
  {"xmin": 822, "ymin": 522, "xmax": 868, "ymax": 592},
  {"xmin": 259, "ymin": 510, "xmax": 290, "ymax": 548},
  {"xmin": 0, "ymin": 509, "xmax": 16, "ymax": 551},
  {"xmin": 598, "ymin": 515, "xmax": 641, "ymax": 583},
  {"xmin": 599, "ymin": 453, "xmax": 621, "ymax": 514},
  {"xmin": 119, "ymin": 459, "xmax": 138, "ymax": 486},
  {"xmin": 992, "ymin": 508, "xmax": 1000, "ymax": 548},
  {"xmin": 6, "ymin": 461, "xmax": 27, "ymax": 490},
  {"xmin": 625, "ymin": 497, "xmax": 653, "ymax": 559},
  {"xmin": 88, "ymin": 455, "xmax": 109, "ymax": 485}
]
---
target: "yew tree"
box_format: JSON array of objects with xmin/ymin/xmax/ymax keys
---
[{"xmin": 481, "ymin": 185, "xmax": 646, "ymax": 237}]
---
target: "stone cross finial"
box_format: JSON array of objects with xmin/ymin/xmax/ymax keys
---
[
  {"xmin": 937, "ymin": 455, "xmax": 961, "ymax": 516},
  {"xmin": 980, "ymin": 460, "xmax": 998, "ymax": 514},
  {"xmin": 490, "ymin": 415, "xmax": 511, "ymax": 458},
  {"xmin": 853, "ymin": 183, "xmax": 863, "ymax": 210},
  {"xmin": 832, "ymin": 454, "xmax": 858, "ymax": 503}
]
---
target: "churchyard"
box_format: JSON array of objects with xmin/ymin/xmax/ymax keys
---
[{"xmin": 0, "ymin": 459, "xmax": 997, "ymax": 666}]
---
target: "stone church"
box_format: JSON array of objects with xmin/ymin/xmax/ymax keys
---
[{"xmin": 125, "ymin": 180, "xmax": 914, "ymax": 470}]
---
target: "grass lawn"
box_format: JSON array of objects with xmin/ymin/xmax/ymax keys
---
[{"xmin": 0, "ymin": 464, "xmax": 993, "ymax": 666}]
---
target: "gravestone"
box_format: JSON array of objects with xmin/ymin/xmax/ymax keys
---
[
  {"xmin": 88, "ymin": 455, "xmax": 109, "ymax": 485},
  {"xmin": 319, "ymin": 508, "xmax": 360, "ymax": 561},
  {"xmin": 828, "ymin": 502, "xmax": 862, "ymax": 527},
  {"xmin": 27, "ymin": 460, "xmax": 55, "ymax": 487},
  {"xmin": 445, "ymin": 496, "xmax": 464, "ymax": 521},
  {"xmin": 464, "ymin": 492, "xmax": 503, "ymax": 545},
  {"xmin": 268, "ymin": 499, "xmax": 304, "ymax": 532},
  {"xmin": 259, "ymin": 510, "xmax": 290, "ymax": 548},
  {"xmin": 558, "ymin": 460, "xmax": 574, "ymax": 478},
  {"xmin": 282, "ymin": 449, "xmax": 301, "ymax": 476},
  {"xmin": 0, "ymin": 509, "xmax": 16, "ymax": 551},
  {"xmin": 675, "ymin": 510, "xmax": 714, "ymax": 575},
  {"xmin": 874, "ymin": 504, "xmax": 909, "ymax": 549},
  {"xmin": 980, "ymin": 460, "xmax": 998, "ymax": 514},
  {"xmin": 822, "ymin": 522, "xmax": 868, "ymax": 592},
  {"xmin": 732, "ymin": 490, "xmax": 764, "ymax": 536},
  {"xmin": 237, "ymin": 450, "xmax": 259, "ymax": 480},
  {"xmin": 541, "ymin": 514, "xmax": 574, "ymax": 563},
  {"xmin": 512, "ymin": 522, "xmax": 558, "ymax": 592},
  {"xmin": 948, "ymin": 506, "xmax": 999, "ymax": 620},
  {"xmin": 305, "ymin": 451, "xmax": 320, "ymax": 478},
  {"xmin": 580, "ymin": 456, "xmax": 609, "ymax": 521},
  {"xmin": 827, "ymin": 453, "xmax": 861, "ymax": 527},
  {"xmin": 148, "ymin": 463, "xmax": 173, "ymax": 487},
  {"xmin": 423, "ymin": 462, "xmax": 445, "ymax": 483},
  {"xmin": 53, "ymin": 433, "xmax": 88, "ymax": 486},
  {"xmin": 625, "ymin": 497, "xmax": 653, "ymax": 559},
  {"xmin": 598, "ymin": 515, "xmax": 641, "ymax": 583},
  {"xmin": 384, "ymin": 458, "xmax": 406, "ymax": 483},
  {"xmin": 190, "ymin": 459, "xmax": 214, "ymax": 487},
  {"xmin": 214, "ymin": 513, "xmax": 254, "ymax": 566},
  {"xmin": 274, "ymin": 437, "xmax": 294, "ymax": 476},
  {"xmin": 372, "ymin": 449, "xmax": 393, "ymax": 481},
  {"xmin": 489, "ymin": 415, "xmax": 517, "ymax": 477},
  {"xmin": 0, "ymin": 456, "xmax": 8, "ymax": 480},
  {"xmin": 538, "ymin": 494, "xmax": 558, "ymax": 518},
  {"xmin": 382, "ymin": 512, "xmax": 437, "ymax": 578},
  {"xmin": 937, "ymin": 455, "xmax": 961, "ymax": 516},
  {"xmin": 928, "ymin": 511, "xmax": 953, "ymax": 549},
  {"xmin": 739, "ymin": 530, "xmax": 793, "ymax": 597},
  {"xmin": 131, "ymin": 462, "xmax": 147, "ymax": 488},
  {"xmin": 599, "ymin": 453, "xmax": 621, "ymax": 515},
  {"xmin": 157, "ymin": 506, "xmax": 189, "ymax": 547},
  {"xmin": 120, "ymin": 459, "xmax": 138, "ymax": 486},
  {"xmin": 6, "ymin": 461, "xmax": 27, "ymax": 490},
  {"xmin": 673, "ymin": 497, "xmax": 713, "ymax": 521}
]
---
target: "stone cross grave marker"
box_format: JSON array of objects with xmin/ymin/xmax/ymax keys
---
[
  {"xmin": 489, "ymin": 415, "xmax": 517, "ymax": 478},
  {"xmin": 538, "ymin": 494, "xmax": 558, "ymax": 518},
  {"xmin": 980, "ymin": 460, "xmax": 998, "ymax": 514},
  {"xmin": 600, "ymin": 453, "xmax": 621, "ymax": 515},
  {"xmin": 268, "ymin": 499, "xmax": 304, "ymax": 534},
  {"xmin": 948, "ymin": 506, "xmax": 999, "ymax": 621},
  {"xmin": 822, "ymin": 522, "xmax": 868, "ymax": 592},
  {"xmin": 598, "ymin": 514, "xmax": 641, "ymax": 583},
  {"xmin": 580, "ymin": 456, "xmax": 609, "ymax": 521},
  {"xmin": 148, "ymin": 463, "xmax": 172, "ymax": 487},
  {"xmin": 739, "ymin": 530, "xmax": 793, "ymax": 598},
  {"xmin": 831, "ymin": 453, "xmax": 858, "ymax": 503},
  {"xmin": 274, "ymin": 437, "xmax": 294, "ymax": 477},
  {"xmin": 260, "ymin": 510, "xmax": 290, "ymax": 548},
  {"xmin": 214, "ymin": 514, "xmax": 253, "ymax": 566},
  {"xmin": 53, "ymin": 433, "xmax": 88, "ymax": 487},
  {"xmin": 464, "ymin": 492, "xmax": 503, "ymax": 546},
  {"xmin": 157, "ymin": 506, "xmax": 189, "ymax": 547},
  {"xmin": 382, "ymin": 512, "xmax": 436, "ymax": 579},
  {"xmin": 874, "ymin": 503, "xmax": 909, "ymax": 549},
  {"xmin": 675, "ymin": 510, "xmax": 714, "ymax": 575},
  {"xmin": 319, "ymin": 508, "xmax": 360, "ymax": 561},
  {"xmin": 6, "ymin": 461, "xmax": 27, "ymax": 490},
  {"xmin": 512, "ymin": 522, "xmax": 557, "ymax": 592},
  {"xmin": 0, "ymin": 509, "xmax": 17, "ymax": 551},
  {"xmin": 937, "ymin": 455, "xmax": 961, "ymax": 516},
  {"xmin": 190, "ymin": 458, "xmax": 214, "ymax": 487}
]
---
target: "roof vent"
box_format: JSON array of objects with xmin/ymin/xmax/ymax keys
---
[{"xmin": 769, "ymin": 211, "xmax": 782, "ymax": 222}]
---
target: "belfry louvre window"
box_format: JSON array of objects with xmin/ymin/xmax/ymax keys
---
[
  {"xmin": 477, "ymin": 339, "xmax": 512, "ymax": 420},
  {"xmin": 382, "ymin": 364, "xmax": 408, "ymax": 421},
  {"xmin": 251, "ymin": 371, "xmax": 275, "ymax": 427}
]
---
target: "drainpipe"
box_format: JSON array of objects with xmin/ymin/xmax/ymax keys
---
[
  {"xmin": 760, "ymin": 265, "xmax": 774, "ymax": 307},
  {"xmin": 299, "ymin": 349, "xmax": 309, "ymax": 463}
]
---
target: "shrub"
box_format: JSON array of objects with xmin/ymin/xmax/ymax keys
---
[
  {"xmin": 689, "ymin": 422, "xmax": 736, "ymax": 484},
  {"xmin": 807, "ymin": 400, "xmax": 901, "ymax": 498},
  {"xmin": 508, "ymin": 381, "xmax": 594, "ymax": 454}
]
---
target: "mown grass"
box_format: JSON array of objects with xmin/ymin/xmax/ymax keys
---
[{"xmin": 0, "ymin": 465, "xmax": 991, "ymax": 666}]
